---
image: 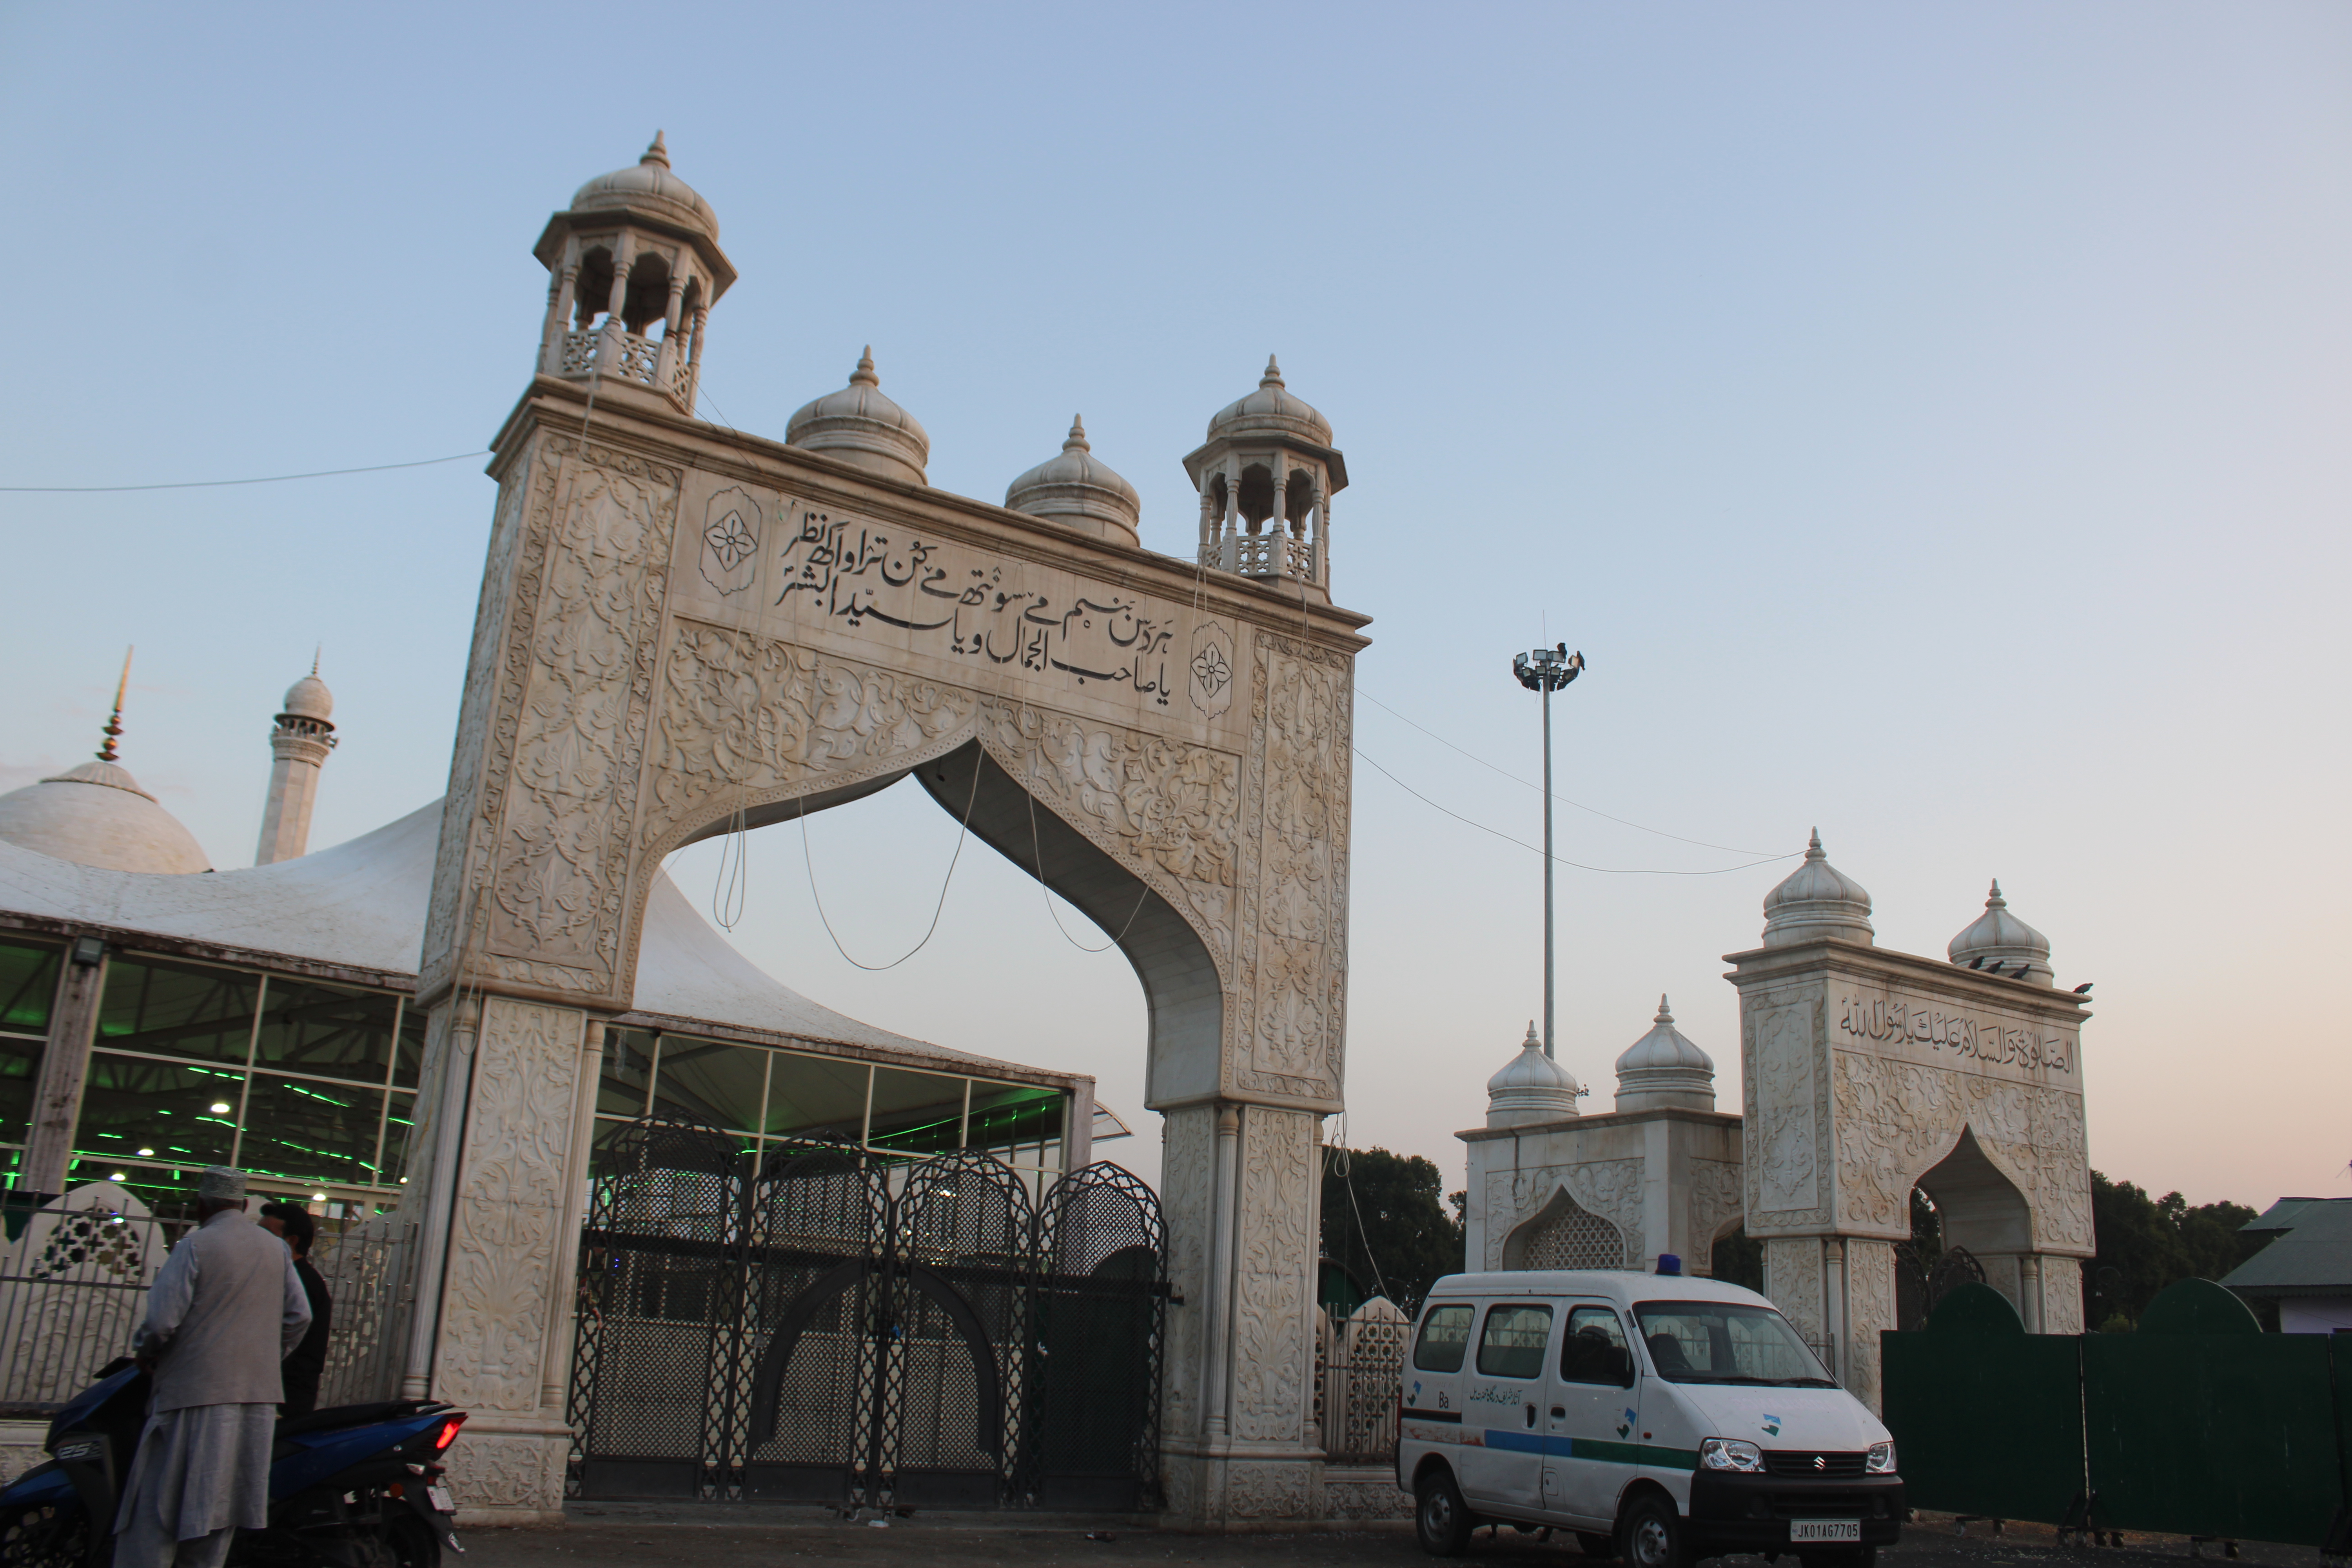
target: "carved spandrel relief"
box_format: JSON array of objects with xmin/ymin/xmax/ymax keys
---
[
  {"xmin": 1830, "ymin": 1051, "xmax": 2092, "ymax": 1252},
  {"xmin": 435, "ymin": 998, "xmax": 584, "ymax": 1412},
  {"xmin": 479, "ymin": 440, "xmax": 678, "ymax": 998},
  {"xmin": 1233, "ymin": 635, "xmax": 1350, "ymax": 1101},
  {"xmin": 1753, "ymin": 1002, "xmax": 1820, "ymax": 1215},
  {"xmin": 773, "ymin": 505, "xmax": 1183, "ymax": 707},
  {"xmin": 1228, "ymin": 1108, "xmax": 1314, "ymax": 1442}
]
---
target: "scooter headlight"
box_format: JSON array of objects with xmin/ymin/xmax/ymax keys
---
[
  {"xmin": 1866, "ymin": 1440, "xmax": 1896, "ymax": 1474},
  {"xmin": 1699, "ymin": 1437, "xmax": 1765, "ymax": 1473}
]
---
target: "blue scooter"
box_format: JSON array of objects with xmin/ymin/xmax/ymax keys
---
[{"xmin": 0, "ymin": 1358, "xmax": 466, "ymax": 1568}]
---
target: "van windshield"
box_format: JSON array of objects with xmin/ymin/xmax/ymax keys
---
[{"xmin": 1632, "ymin": 1300, "xmax": 1836, "ymax": 1387}]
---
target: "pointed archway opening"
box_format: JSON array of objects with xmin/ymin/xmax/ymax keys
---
[
  {"xmin": 1914, "ymin": 1126, "xmax": 2033, "ymax": 1317},
  {"xmin": 1502, "ymin": 1187, "xmax": 1628, "ymax": 1271}
]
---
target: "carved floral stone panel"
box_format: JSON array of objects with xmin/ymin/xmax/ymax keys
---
[
  {"xmin": 446, "ymin": 1432, "xmax": 567, "ymax": 1511},
  {"xmin": 1226, "ymin": 1460, "xmax": 1314, "ymax": 1519},
  {"xmin": 1764, "ymin": 1237, "xmax": 1824, "ymax": 1346},
  {"xmin": 1158, "ymin": 1106, "xmax": 1214, "ymax": 1445},
  {"xmin": 1233, "ymin": 635, "xmax": 1349, "ymax": 1102},
  {"xmin": 1751, "ymin": 1001, "xmax": 1820, "ymax": 1217},
  {"xmin": 1687, "ymin": 1157, "xmax": 1746, "ymax": 1265},
  {"xmin": 434, "ymin": 998, "xmax": 584, "ymax": 1413},
  {"xmin": 1842, "ymin": 1238, "xmax": 1896, "ymax": 1407},
  {"xmin": 1229, "ymin": 1108, "xmax": 1315, "ymax": 1442}
]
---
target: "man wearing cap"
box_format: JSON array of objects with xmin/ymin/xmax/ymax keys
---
[
  {"xmin": 257, "ymin": 1203, "xmax": 332, "ymax": 1417},
  {"xmin": 115, "ymin": 1167, "xmax": 312, "ymax": 1568}
]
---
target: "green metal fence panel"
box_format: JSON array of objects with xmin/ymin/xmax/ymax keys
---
[
  {"xmin": 1881, "ymin": 1283, "xmax": 2085, "ymax": 1524},
  {"xmin": 2084, "ymin": 1281, "xmax": 2344, "ymax": 1546}
]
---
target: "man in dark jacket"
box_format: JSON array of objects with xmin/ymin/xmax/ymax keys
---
[{"xmin": 259, "ymin": 1203, "xmax": 332, "ymax": 1416}]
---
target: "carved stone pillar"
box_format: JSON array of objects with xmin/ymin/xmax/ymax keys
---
[
  {"xmin": 1841, "ymin": 1238, "xmax": 1897, "ymax": 1411},
  {"xmin": 428, "ymin": 996, "xmax": 588, "ymax": 1524},
  {"xmin": 2017, "ymin": 1252, "xmax": 2044, "ymax": 1334}
]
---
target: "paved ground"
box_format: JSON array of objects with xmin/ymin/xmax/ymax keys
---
[{"xmin": 454, "ymin": 1506, "xmax": 2337, "ymax": 1568}]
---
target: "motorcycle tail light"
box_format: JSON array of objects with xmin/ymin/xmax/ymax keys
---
[{"xmin": 434, "ymin": 1414, "xmax": 466, "ymax": 1451}]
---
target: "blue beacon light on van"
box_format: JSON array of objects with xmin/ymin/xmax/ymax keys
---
[{"xmin": 1655, "ymin": 1254, "xmax": 1682, "ymax": 1276}]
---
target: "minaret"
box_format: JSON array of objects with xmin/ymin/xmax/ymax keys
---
[
  {"xmin": 255, "ymin": 659, "xmax": 336, "ymax": 865},
  {"xmin": 1184, "ymin": 356, "xmax": 1349, "ymax": 598}
]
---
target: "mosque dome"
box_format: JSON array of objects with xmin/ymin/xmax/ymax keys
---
[
  {"xmin": 1486, "ymin": 1022, "xmax": 1584, "ymax": 1128},
  {"xmin": 570, "ymin": 132, "xmax": 719, "ymax": 241},
  {"xmin": 1613, "ymin": 995, "xmax": 1716, "ymax": 1113},
  {"xmin": 1206, "ymin": 356, "xmax": 1333, "ymax": 447},
  {"xmin": 1761, "ymin": 828, "xmax": 1874, "ymax": 948},
  {"xmin": 1005, "ymin": 416, "xmax": 1141, "ymax": 546},
  {"xmin": 786, "ymin": 348, "xmax": 931, "ymax": 488},
  {"xmin": 0, "ymin": 760, "xmax": 211, "ymax": 875},
  {"xmin": 280, "ymin": 671, "xmax": 333, "ymax": 725},
  {"xmin": 1948, "ymin": 879, "xmax": 2053, "ymax": 985}
]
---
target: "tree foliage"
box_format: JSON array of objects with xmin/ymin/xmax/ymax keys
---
[
  {"xmin": 2082, "ymin": 1171, "xmax": 2269, "ymax": 1327},
  {"xmin": 1319, "ymin": 1146, "xmax": 1465, "ymax": 1314}
]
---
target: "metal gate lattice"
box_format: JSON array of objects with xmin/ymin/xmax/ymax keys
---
[{"xmin": 567, "ymin": 1118, "xmax": 1167, "ymax": 1512}]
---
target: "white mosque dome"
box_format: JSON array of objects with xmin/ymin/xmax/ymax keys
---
[
  {"xmin": 0, "ymin": 759, "xmax": 211, "ymax": 875},
  {"xmin": 1948, "ymin": 879, "xmax": 2053, "ymax": 985},
  {"xmin": 570, "ymin": 132, "xmax": 719, "ymax": 241},
  {"xmin": 786, "ymin": 348, "xmax": 931, "ymax": 488},
  {"xmin": 1613, "ymin": 995, "xmax": 1715, "ymax": 1113},
  {"xmin": 1005, "ymin": 416, "xmax": 1141, "ymax": 546},
  {"xmin": 280, "ymin": 672, "xmax": 333, "ymax": 724},
  {"xmin": 1206, "ymin": 356, "xmax": 1333, "ymax": 447},
  {"xmin": 1486, "ymin": 1022, "xmax": 1583, "ymax": 1128},
  {"xmin": 1761, "ymin": 828, "xmax": 1874, "ymax": 948}
]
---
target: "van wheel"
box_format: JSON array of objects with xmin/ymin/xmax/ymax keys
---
[
  {"xmin": 1619, "ymin": 1495, "xmax": 1690, "ymax": 1568},
  {"xmin": 1415, "ymin": 1467, "xmax": 1475, "ymax": 1557}
]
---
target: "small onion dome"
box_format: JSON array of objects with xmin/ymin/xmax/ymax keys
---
[
  {"xmin": 786, "ymin": 347, "xmax": 931, "ymax": 488},
  {"xmin": 1005, "ymin": 416, "xmax": 1141, "ymax": 547},
  {"xmin": 570, "ymin": 131, "xmax": 719, "ymax": 241},
  {"xmin": 1762, "ymin": 828, "xmax": 1874, "ymax": 948},
  {"xmin": 0, "ymin": 760, "xmax": 211, "ymax": 875},
  {"xmin": 1486, "ymin": 1021, "xmax": 1584, "ymax": 1129},
  {"xmin": 1206, "ymin": 355, "xmax": 1332, "ymax": 447},
  {"xmin": 1948, "ymin": 879, "xmax": 2053, "ymax": 986},
  {"xmin": 280, "ymin": 671, "xmax": 333, "ymax": 726},
  {"xmin": 1613, "ymin": 995, "xmax": 1716, "ymax": 1113}
]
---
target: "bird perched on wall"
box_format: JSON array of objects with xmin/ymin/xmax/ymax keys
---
[
  {"xmin": 1969, "ymin": 957, "xmax": 1985, "ymax": 969},
  {"xmin": 2073, "ymin": 982, "xmax": 2093, "ymax": 995}
]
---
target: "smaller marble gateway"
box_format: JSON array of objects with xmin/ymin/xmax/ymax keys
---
[{"xmin": 1459, "ymin": 1004, "xmax": 1746, "ymax": 1281}]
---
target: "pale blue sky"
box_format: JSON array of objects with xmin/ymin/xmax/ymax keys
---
[{"xmin": 2, "ymin": 4, "xmax": 2345, "ymax": 1204}]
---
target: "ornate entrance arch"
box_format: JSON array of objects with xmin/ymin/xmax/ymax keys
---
[{"xmin": 394, "ymin": 389, "xmax": 1366, "ymax": 1520}]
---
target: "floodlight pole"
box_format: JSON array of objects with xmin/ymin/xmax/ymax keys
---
[{"xmin": 1512, "ymin": 643, "xmax": 1585, "ymax": 1058}]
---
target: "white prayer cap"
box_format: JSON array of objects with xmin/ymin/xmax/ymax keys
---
[{"xmin": 197, "ymin": 1166, "xmax": 247, "ymax": 1202}]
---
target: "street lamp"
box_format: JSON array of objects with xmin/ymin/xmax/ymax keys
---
[{"xmin": 1512, "ymin": 642, "xmax": 1585, "ymax": 1059}]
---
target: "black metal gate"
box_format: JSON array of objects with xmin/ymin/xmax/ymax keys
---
[
  {"xmin": 1894, "ymin": 1242, "xmax": 1987, "ymax": 1332},
  {"xmin": 567, "ymin": 1119, "xmax": 1166, "ymax": 1511}
]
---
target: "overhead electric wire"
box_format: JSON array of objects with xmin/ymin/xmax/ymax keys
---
[
  {"xmin": 1353, "ymin": 746, "xmax": 1792, "ymax": 876},
  {"xmin": 1357, "ymin": 686, "xmax": 1781, "ymax": 857},
  {"xmin": 0, "ymin": 451, "xmax": 485, "ymax": 493}
]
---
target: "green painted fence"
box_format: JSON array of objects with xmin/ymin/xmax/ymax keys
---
[{"xmin": 1881, "ymin": 1279, "xmax": 2352, "ymax": 1548}]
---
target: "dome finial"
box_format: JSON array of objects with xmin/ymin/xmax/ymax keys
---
[
  {"xmin": 1655, "ymin": 993, "xmax": 1673, "ymax": 1024},
  {"xmin": 1807, "ymin": 827, "xmax": 1825, "ymax": 858},
  {"xmin": 1261, "ymin": 354, "xmax": 1284, "ymax": 388},
  {"xmin": 1065, "ymin": 414, "xmax": 1089, "ymax": 451},
  {"xmin": 311, "ymin": 645, "xmax": 321, "ymax": 678},
  {"xmin": 97, "ymin": 646, "xmax": 132, "ymax": 763},
  {"xmin": 642, "ymin": 130, "xmax": 670, "ymax": 169},
  {"xmin": 1762, "ymin": 826, "xmax": 1874, "ymax": 948},
  {"xmin": 1615, "ymin": 992, "xmax": 1715, "ymax": 1112},
  {"xmin": 851, "ymin": 346, "xmax": 879, "ymax": 387},
  {"xmin": 1986, "ymin": 878, "xmax": 2004, "ymax": 906}
]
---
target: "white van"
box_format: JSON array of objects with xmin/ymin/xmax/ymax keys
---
[{"xmin": 1397, "ymin": 1269, "xmax": 1902, "ymax": 1567}]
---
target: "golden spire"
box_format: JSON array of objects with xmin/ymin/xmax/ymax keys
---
[{"xmin": 96, "ymin": 647, "xmax": 132, "ymax": 763}]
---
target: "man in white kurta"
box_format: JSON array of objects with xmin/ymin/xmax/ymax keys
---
[{"xmin": 115, "ymin": 1166, "xmax": 312, "ymax": 1568}]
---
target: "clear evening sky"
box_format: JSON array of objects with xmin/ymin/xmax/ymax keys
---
[{"xmin": 2, "ymin": 4, "xmax": 2344, "ymax": 1206}]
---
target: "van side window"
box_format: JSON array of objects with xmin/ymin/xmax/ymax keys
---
[
  {"xmin": 1475, "ymin": 1303, "xmax": 1553, "ymax": 1379},
  {"xmin": 1559, "ymin": 1305, "xmax": 1633, "ymax": 1386},
  {"xmin": 1413, "ymin": 1304, "xmax": 1475, "ymax": 1372}
]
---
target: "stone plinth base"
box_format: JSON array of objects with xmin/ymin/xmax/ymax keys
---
[
  {"xmin": 444, "ymin": 1414, "xmax": 570, "ymax": 1526},
  {"xmin": 1160, "ymin": 1446, "xmax": 1407, "ymax": 1528}
]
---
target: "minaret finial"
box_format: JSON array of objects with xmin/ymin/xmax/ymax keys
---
[
  {"xmin": 1656, "ymin": 993, "xmax": 1673, "ymax": 1023},
  {"xmin": 97, "ymin": 647, "xmax": 131, "ymax": 762},
  {"xmin": 1065, "ymin": 414, "xmax": 1089, "ymax": 451},
  {"xmin": 311, "ymin": 645, "xmax": 321, "ymax": 678},
  {"xmin": 1986, "ymin": 878, "xmax": 2005, "ymax": 906},
  {"xmin": 642, "ymin": 130, "xmax": 670, "ymax": 168},
  {"xmin": 851, "ymin": 346, "xmax": 878, "ymax": 387},
  {"xmin": 1806, "ymin": 827, "xmax": 1825, "ymax": 858},
  {"xmin": 1261, "ymin": 354, "xmax": 1284, "ymax": 388}
]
